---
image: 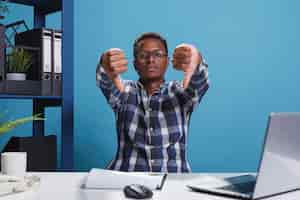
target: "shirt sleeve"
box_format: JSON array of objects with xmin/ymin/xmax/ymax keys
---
[
  {"xmin": 176, "ymin": 61, "xmax": 210, "ymax": 111},
  {"xmin": 96, "ymin": 63, "xmax": 124, "ymax": 112}
]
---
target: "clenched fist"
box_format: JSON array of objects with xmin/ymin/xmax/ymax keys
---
[
  {"xmin": 172, "ymin": 44, "xmax": 202, "ymax": 88},
  {"xmin": 100, "ymin": 48, "xmax": 128, "ymax": 80},
  {"xmin": 98, "ymin": 48, "xmax": 128, "ymax": 92}
]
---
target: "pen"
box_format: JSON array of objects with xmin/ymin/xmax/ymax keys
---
[{"xmin": 0, "ymin": 175, "xmax": 22, "ymax": 183}]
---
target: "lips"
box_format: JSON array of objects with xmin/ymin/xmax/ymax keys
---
[{"xmin": 147, "ymin": 66, "xmax": 158, "ymax": 72}]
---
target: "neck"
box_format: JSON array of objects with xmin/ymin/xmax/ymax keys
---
[{"xmin": 140, "ymin": 78, "xmax": 164, "ymax": 96}]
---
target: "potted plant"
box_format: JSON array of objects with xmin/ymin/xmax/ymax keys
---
[
  {"xmin": 0, "ymin": 113, "xmax": 44, "ymax": 136},
  {"xmin": 6, "ymin": 47, "xmax": 33, "ymax": 80}
]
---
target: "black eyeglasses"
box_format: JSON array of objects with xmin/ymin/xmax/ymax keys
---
[{"xmin": 136, "ymin": 50, "xmax": 167, "ymax": 61}]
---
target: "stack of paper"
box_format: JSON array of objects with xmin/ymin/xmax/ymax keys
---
[
  {"xmin": 83, "ymin": 168, "xmax": 166, "ymax": 190},
  {"xmin": 0, "ymin": 175, "xmax": 40, "ymax": 197}
]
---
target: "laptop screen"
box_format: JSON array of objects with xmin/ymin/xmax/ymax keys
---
[{"xmin": 253, "ymin": 113, "xmax": 300, "ymax": 199}]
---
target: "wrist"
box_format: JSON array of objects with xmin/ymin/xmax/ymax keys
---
[
  {"xmin": 183, "ymin": 70, "xmax": 193, "ymax": 78},
  {"xmin": 98, "ymin": 61, "xmax": 118, "ymax": 80},
  {"xmin": 112, "ymin": 75, "xmax": 121, "ymax": 82},
  {"xmin": 112, "ymin": 76, "xmax": 124, "ymax": 92}
]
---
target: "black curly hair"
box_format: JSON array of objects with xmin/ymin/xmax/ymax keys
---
[{"xmin": 133, "ymin": 32, "xmax": 168, "ymax": 58}]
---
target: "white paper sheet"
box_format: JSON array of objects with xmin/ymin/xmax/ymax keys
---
[
  {"xmin": 84, "ymin": 168, "xmax": 166, "ymax": 190},
  {"xmin": 0, "ymin": 175, "xmax": 40, "ymax": 197}
]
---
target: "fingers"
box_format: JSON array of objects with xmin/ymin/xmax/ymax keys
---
[
  {"xmin": 104, "ymin": 65, "xmax": 128, "ymax": 78},
  {"xmin": 172, "ymin": 46, "xmax": 192, "ymax": 71},
  {"xmin": 105, "ymin": 49, "xmax": 126, "ymax": 62},
  {"xmin": 172, "ymin": 44, "xmax": 201, "ymax": 72},
  {"xmin": 172, "ymin": 57, "xmax": 191, "ymax": 64},
  {"xmin": 110, "ymin": 65, "xmax": 128, "ymax": 75},
  {"xmin": 173, "ymin": 61, "xmax": 189, "ymax": 71},
  {"xmin": 106, "ymin": 48, "xmax": 124, "ymax": 57},
  {"xmin": 110, "ymin": 59, "xmax": 128, "ymax": 68},
  {"xmin": 108, "ymin": 54, "xmax": 126, "ymax": 62},
  {"xmin": 101, "ymin": 48, "xmax": 128, "ymax": 78},
  {"xmin": 174, "ymin": 46, "xmax": 192, "ymax": 56},
  {"xmin": 106, "ymin": 63, "xmax": 128, "ymax": 77}
]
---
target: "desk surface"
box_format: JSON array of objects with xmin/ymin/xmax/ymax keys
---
[{"xmin": 2, "ymin": 172, "xmax": 300, "ymax": 200}]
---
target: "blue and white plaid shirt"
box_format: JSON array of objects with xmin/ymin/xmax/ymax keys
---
[{"xmin": 96, "ymin": 62, "xmax": 209, "ymax": 172}]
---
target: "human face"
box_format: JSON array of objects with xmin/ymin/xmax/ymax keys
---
[{"xmin": 134, "ymin": 38, "xmax": 168, "ymax": 82}]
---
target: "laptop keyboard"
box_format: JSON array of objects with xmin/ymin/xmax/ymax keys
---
[{"xmin": 218, "ymin": 181, "xmax": 256, "ymax": 194}]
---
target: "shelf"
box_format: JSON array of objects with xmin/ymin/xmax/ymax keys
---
[
  {"xmin": 0, "ymin": 80, "xmax": 61, "ymax": 98},
  {"xmin": 0, "ymin": 94, "xmax": 61, "ymax": 100},
  {"xmin": 3, "ymin": 0, "xmax": 75, "ymax": 169},
  {"xmin": 7, "ymin": 0, "xmax": 61, "ymax": 14}
]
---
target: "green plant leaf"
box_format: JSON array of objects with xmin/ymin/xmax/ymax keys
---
[
  {"xmin": 7, "ymin": 48, "xmax": 33, "ymax": 73},
  {"xmin": 0, "ymin": 113, "xmax": 45, "ymax": 135}
]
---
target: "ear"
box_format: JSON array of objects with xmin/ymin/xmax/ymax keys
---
[
  {"xmin": 133, "ymin": 59, "xmax": 139, "ymax": 74},
  {"xmin": 133, "ymin": 59, "xmax": 137, "ymax": 70},
  {"xmin": 164, "ymin": 56, "xmax": 170, "ymax": 68}
]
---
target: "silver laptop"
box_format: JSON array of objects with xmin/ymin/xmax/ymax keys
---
[{"xmin": 187, "ymin": 112, "xmax": 300, "ymax": 199}]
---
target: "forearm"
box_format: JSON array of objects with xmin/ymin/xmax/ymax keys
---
[
  {"xmin": 96, "ymin": 63, "xmax": 124, "ymax": 112},
  {"xmin": 111, "ymin": 76, "xmax": 124, "ymax": 93},
  {"xmin": 182, "ymin": 72, "xmax": 193, "ymax": 89},
  {"xmin": 96, "ymin": 63, "xmax": 124, "ymax": 93},
  {"xmin": 185, "ymin": 61, "xmax": 209, "ymax": 92},
  {"xmin": 182, "ymin": 59, "xmax": 208, "ymax": 88}
]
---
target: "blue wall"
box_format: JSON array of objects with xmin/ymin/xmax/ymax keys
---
[
  {"xmin": 1, "ymin": 0, "xmax": 300, "ymax": 172},
  {"xmin": 74, "ymin": 0, "xmax": 300, "ymax": 172}
]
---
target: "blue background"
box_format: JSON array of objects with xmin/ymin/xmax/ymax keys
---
[{"xmin": 1, "ymin": 0, "xmax": 299, "ymax": 172}]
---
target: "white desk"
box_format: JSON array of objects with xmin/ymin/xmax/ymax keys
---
[{"xmin": 2, "ymin": 172, "xmax": 300, "ymax": 200}]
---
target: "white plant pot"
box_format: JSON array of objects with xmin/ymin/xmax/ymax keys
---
[{"xmin": 6, "ymin": 73, "xmax": 26, "ymax": 81}]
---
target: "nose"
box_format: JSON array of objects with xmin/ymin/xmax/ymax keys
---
[{"xmin": 146, "ymin": 55, "xmax": 156, "ymax": 64}]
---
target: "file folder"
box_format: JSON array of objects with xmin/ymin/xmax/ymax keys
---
[
  {"xmin": 42, "ymin": 34, "xmax": 52, "ymax": 80},
  {"xmin": 53, "ymin": 31, "xmax": 62, "ymax": 80},
  {"xmin": 0, "ymin": 25, "xmax": 5, "ymax": 80},
  {"xmin": 15, "ymin": 28, "xmax": 62, "ymax": 96},
  {"xmin": 15, "ymin": 28, "xmax": 57, "ymax": 81}
]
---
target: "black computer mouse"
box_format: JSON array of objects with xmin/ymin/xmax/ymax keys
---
[{"xmin": 123, "ymin": 184, "xmax": 153, "ymax": 199}]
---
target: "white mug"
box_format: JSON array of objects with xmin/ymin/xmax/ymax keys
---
[{"xmin": 1, "ymin": 152, "xmax": 27, "ymax": 177}]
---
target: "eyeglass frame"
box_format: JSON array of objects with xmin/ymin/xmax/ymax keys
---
[{"xmin": 135, "ymin": 50, "xmax": 168, "ymax": 61}]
